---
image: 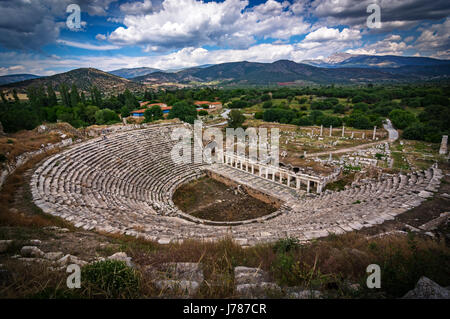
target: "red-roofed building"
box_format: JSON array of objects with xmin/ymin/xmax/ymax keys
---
[
  {"xmin": 131, "ymin": 109, "xmax": 146, "ymax": 117},
  {"xmin": 140, "ymin": 101, "xmax": 167, "ymax": 108},
  {"xmin": 194, "ymin": 101, "xmax": 222, "ymax": 109},
  {"xmin": 132, "ymin": 106, "xmax": 172, "ymax": 118}
]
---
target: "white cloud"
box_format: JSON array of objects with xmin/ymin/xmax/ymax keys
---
[
  {"xmin": 108, "ymin": 0, "xmax": 310, "ymax": 50},
  {"xmin": 303, "ymin": 27, "xmax": 361, "ymax": 42},
  {"xmin": 56, "ymin": 39, "xmax": 121, "ymax": 50},
  {"xmin": 310, "ymin": 0, "xmax": 450, "ymax": 32},
  {"xmin": 414, "ymin": 18, "xmax": 450, "ymax": 59},
  {"xmin": 346, "ymin": 35, "xmax": 409, "ymax": 56},
  {"xmin": 120, "ymin": 0, "xmax": 153, "ymax": 14},
  {"xmin": 96, "ymin": 34, "xmax": 107, "ymax": 41}
]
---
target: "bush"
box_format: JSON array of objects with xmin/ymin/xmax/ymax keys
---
[
  {"xmin": 389, "ymin": 109, "xmax": 417, "ymax": 129},
  {"xmin": 333, "ymin": 104, "xmax": 345, "ymax": 114},
  {"xmin": 198, "ymin": 110, "xmax": 208, "ymax": 116},
  {"xmin": 262, "ymin": 101, "xmax": 273, "ymax": 108},
  {"xmin": 144, "ymin": 105, "xmax": 163, "ymax": 122},
  {"xmin": 274, "ymin": 237, "xmax": 299, "ymax": 254},
  {"xmin": 345, "ymin": 113, "xmax": 372, "ymax": 129},
  {"xmin": 168, "ymin": 101, "xmax": 197, "ymax": 123},
  {"xmin": 82, "ymin": 260, "xmax": 140, "ymax": 298},
  {"xmin": 292, "ymin": 117, "xmax": 313, "ymax": 126},
  {"xmin": 263, "ymin": 108, "xmax": 296, "ymax": 124},
  {"xmin": 254, "ymin": 111, "xmax": 263, "ymax": 119},
  {"xmin": 402, "ymin": 123, "xmax": 442, "ymax": 143}
]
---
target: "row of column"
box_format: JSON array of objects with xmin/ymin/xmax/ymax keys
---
[
  {"xmin": 224, "ymin": 155, "xmax": 323, "ymax": 193},
  {"xmin": 316, "ymin": 125, "xmax": 377, "ymax": 139}
]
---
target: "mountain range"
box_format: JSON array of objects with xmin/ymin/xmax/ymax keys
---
[
  {"xmin": 0, "ymin": 54, "xmax": 449, "ymax": 92},
  {"xmin": 301, "ymin": 53, "xmax": 450, "ymax": 69}
]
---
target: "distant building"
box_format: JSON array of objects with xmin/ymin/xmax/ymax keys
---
[
  {"xmin": 194, "ymin": 101, "xmax": 222, "ymax": 109},
  {"xmin": 131, "ymin": 109, "xmax": 146, "ymax": 117},
  {"xmin": 140, "ymin": 101, "xmax": 167, "ymax": 108},
  {"xmin": 161, "ymin": 106, "xmax": 172, "ymax": 115},
  {"xmin": 132, "ymin": 106, "xmax": 172, "ymax": 118}
]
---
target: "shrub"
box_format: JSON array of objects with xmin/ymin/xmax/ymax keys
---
[
  {"xmin": 82, "ymin": 260, "xmax": 140, "ymax": 298},
  {"xmin": 389, "ymin": 109, "xmax": 417, "ymax": 129},
  {"xmin": 274, "ymin": 237, "xmax": 299, "ymax": 253}
]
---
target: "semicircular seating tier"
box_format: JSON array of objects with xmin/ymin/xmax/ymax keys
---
[{"xmin": 30, "ymin": 124, "xmax": 444, "ymax": 246}]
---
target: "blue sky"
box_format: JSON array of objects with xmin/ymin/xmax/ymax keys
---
[{"xmin": 0, "ymin": 0, "xmax": 449, "ymax": 76}]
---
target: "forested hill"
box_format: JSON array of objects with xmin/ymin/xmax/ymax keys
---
[
  {"xmin": 0, "ymin": 68, "xmax": 144, "ymax": 93},
  {"xmin": 133, "ymin": 59, "xmax": 450, "ymax": 85}
]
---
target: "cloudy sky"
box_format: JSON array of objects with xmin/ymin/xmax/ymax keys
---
[{"xmin": 0, "ymin": 0, "xmax": 449, "ymax": 76}]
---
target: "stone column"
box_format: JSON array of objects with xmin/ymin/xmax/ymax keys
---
[
  {"xmin": 287, "ymin": 176, "xmax": 290, "ymax": 187},
  {"xmin": 362, "ymin": 132, "xmax": 365, "ymax": 139},
  {"xmin": 317, "ymin": 183, "xmax": 322, "ymax": 193},
  {"xmin": 342, "ymin": 125, "xmax": 345, "ymax": 138},
  {"xmin": 329, "ymin": 125, "xmax": 332, "ymax": 137},
  {"xmin": 279, "ymin": 171, "xmax": 283, "ymax": 183},
  {"xmin": 320, "ymin": 125, "xmax": 323, "ymax": 136},
  {"xmin": 296, "ymin": 177, "xmax": 300, "ymax": 189},
  {"xmin": 306, "ymin": 180, "xmax": 310, "ymax": 193},
  {"xmin": 265, "ymin": 167, "xmax": 269, "ymax": 179},
  {"xmin": 329, "ymin": 153, "xmax": 332, "ymax": 162},
  {"xmin": 251, "ymin": 164, "xmax": 254, "ymax": 174},
  {"xmin": 439, "ymin": 135, "xmax": 448, "ymax": 155},
  {"xmin": 303, "ymin": 150, "xmax": 307, "ymax": 157},
  {"xmin": 272, "ymin": 169, "xmax": 275, "ymax": 181},
  {"xmin": 373, "ymin": 126, "xmax": 377, "ymax": 140},
  {"xmin": 351, "ymin": 132, "xmax": 354, "ymax": 139}
]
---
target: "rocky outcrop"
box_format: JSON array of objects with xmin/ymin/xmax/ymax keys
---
[
  {"xmin": 146, "ymin": 262, "xmax": 204, "ymax": 297},
  {"xmin": 403, "ymin": 277, "xmax": 450, "ymax": 299}
]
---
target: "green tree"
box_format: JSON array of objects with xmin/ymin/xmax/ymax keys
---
[
  {"xmin": 144, "ymin": 105, "xmax": 163, "ymax": 122},
  {"xmin": 228, "ymin": 109, "xmax": 246, "ymax": 128},
  {"xmin": 168, "ymin": 101, "xmax": 197, "ymax": 123},
  {"xmin": 85, "ymin": 105, "xmax": 100, "ymax": 124},
  {"xmin": 60, "ymin": 83, "xmax": 70, "ymax": 107},
  {"xmin": 389, "ymin": 109, "xmax": 417, "ymax": 129},
  {"xmin": 70, "ymin": 84, "xmax": 80, "ymax": 107},
  {"xmin": 47, "ymin": 85, "xmax": 57, "ymax": 106}
]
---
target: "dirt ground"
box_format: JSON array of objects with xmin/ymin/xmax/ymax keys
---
[{"xmin": 172, "ymin": 176, "xmax": 277, "ymax": 221}]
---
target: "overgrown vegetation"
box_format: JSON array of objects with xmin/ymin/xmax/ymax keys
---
[{"xmin": 82, "ymin": 260, "xmax": 140, "ymax": 298}]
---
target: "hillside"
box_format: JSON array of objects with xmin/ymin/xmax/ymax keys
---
[
  {"xmin": 302, "ymin": 53, "xmax": 450, "ymax": 69},
  {"xmin": 133, "ymin": 60, "xmax": 410, "ymax": 85},
  {"xmin": 0, "ymin": 68, "xmax": 144, "ymax": 93},
  {"xmin": 133, "ymin": 58, "xmax": 450, "ymax": 85},
  {"xmin": 0, "ymin": 74, "xmax": 40, "ymax": 86},
  {"xmin": 108, "ymin": 67, "xmax": 161, "ymax": 79}
]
